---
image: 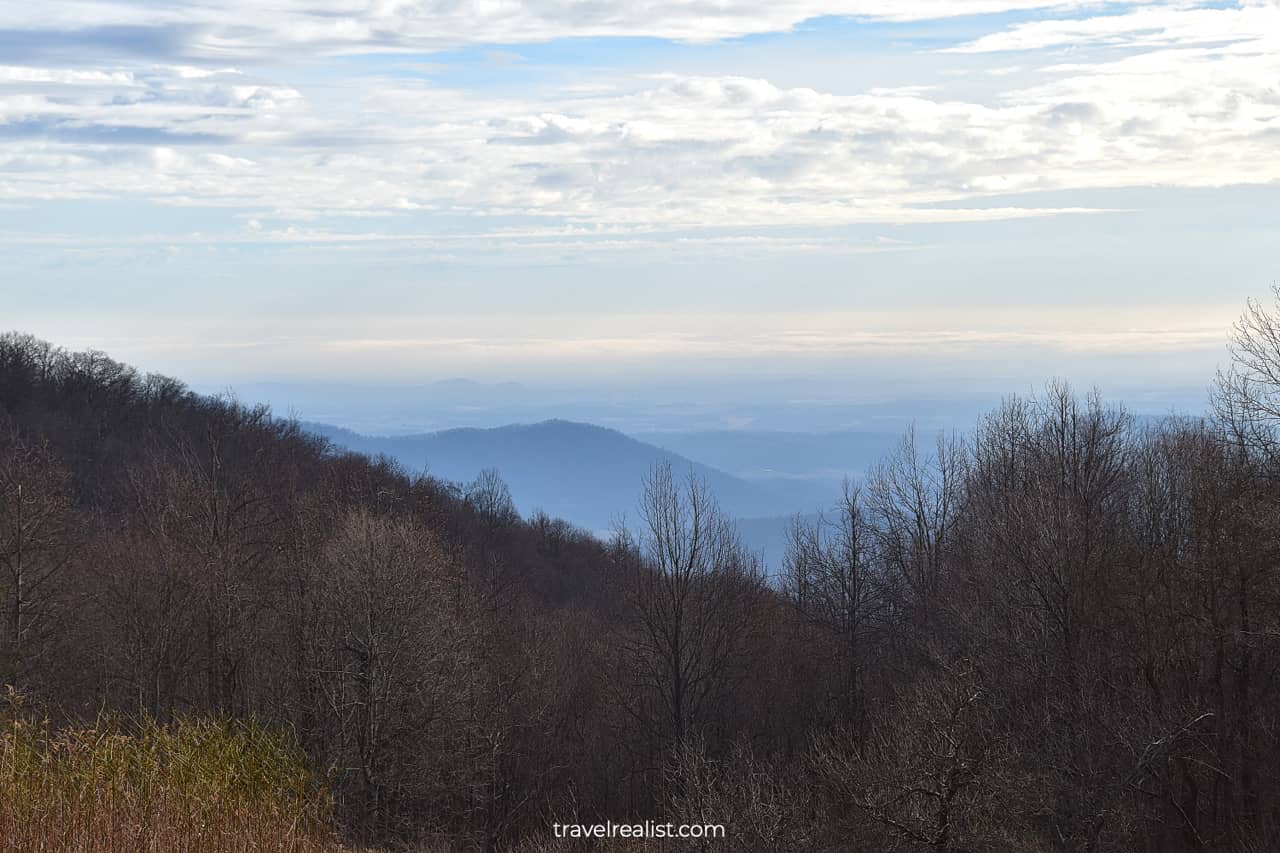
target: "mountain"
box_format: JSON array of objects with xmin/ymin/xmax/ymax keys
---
[
  {"xmin": 307, "ymin": 420, "xmax": 835, "ymax": 543},
  {"xmin": 633, "ymin": 429, "xmax": 902, "ymax": 484}
]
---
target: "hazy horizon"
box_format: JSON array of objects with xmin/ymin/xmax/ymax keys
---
[{"xmin": 191, "ymin": 375, "xmax": 1211, "ymax": 436}]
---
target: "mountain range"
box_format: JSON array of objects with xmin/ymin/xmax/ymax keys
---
[{"xmin": 306, "ymin": 419, "xmax": 894, "ymax": 568}]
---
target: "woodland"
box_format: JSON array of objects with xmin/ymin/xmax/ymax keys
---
[{"xmin": 3, "ymin": 291, "xmax": 1280, "ymax": 851}]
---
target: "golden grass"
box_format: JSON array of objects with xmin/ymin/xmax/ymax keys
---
[{"xmin": 0, "ymin": 692, "xmax": 348, "ymax": 853}]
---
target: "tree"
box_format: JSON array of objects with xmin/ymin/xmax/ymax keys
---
[
  {"xmin": 960, "ymin": 384, "xmax": 1136, "ymax": 848},
  {"xmin": 467, "ymin": 468, "xmax": 519, "ymax": 531},
  {"xmin": 814, "ymin": 659, "xmax": 1005, "ymax": 853},
  {"xmin": 866, "ymin": 426, "xmax": 965, "ymax": 627},
  {"xmin": 783, "ymin": 481, "xmax": 884, "ymax": 733},
  {"xmin": 1213, "ymin": 283, "xmax": 1280, "ymax": 462},
  {"xmin": 0, "ymin": 431, "xmax": 75, "ymax": 690},
  {"xmin": 616, "ymin": 462, "xmax": 761, "ymax": 757},
  {"xmin": 311, "ymin": 508, "xmax": 461, "ymax": 839}
]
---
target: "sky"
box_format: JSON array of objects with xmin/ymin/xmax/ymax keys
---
[{"xmin": 2, "ymin": 0, "xmax": 1278, "ymax": 416}]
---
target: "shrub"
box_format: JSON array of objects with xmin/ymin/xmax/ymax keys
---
[{"xmin": 0, "ymin": 690, "xmax": 344, "ymax": 852}]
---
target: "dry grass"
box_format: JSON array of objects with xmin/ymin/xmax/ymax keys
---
[{"xmin": 0, "ymin": 691, "xmax": 348, "ymax": 852}]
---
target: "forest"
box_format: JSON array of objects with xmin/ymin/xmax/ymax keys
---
[{"xmin": 2, "ymin": 292, "xmax": 1280, "ymax": 852}]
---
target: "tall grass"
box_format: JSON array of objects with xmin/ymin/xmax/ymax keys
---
[{"xmin": 0, "ymin": 691, "xmax": 346, "ymax": 852}]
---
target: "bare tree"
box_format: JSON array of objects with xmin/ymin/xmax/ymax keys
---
[
  {"xmin": 93, "ymin": 522, "xmax": 201, "ymax": 719},
  {"xmin": 312, "ymin": 508, "xmax": 461, "ymax": 839},
  {"xmin": 668, "ymin": 738, "xmax": 814, "ymax": 853},
  {"xmin": 174, "ymin": 409, "xmax": 288, "ymax": 715},
  {"xmin": 468, "ymin": 468, "xmax": 519, "ymax": 530},
  {"xmin": 814, "ymin": 658, "xmax": 1005, "ymax": 853},
  {"xmin": 616, "ymin": 462, "xmax": 762, "ymax": 755},
  {"xmin": 1213, "ymin": 283, "xmax": 1280, "ymax": 462},
  {"xmin": 866, "ymin": 427, "xmax": 966, "ymax": 625},
  {"xmin": 0, "ymin": 431, "xmax": 75, "ymax": 689},
  {"xmin": 784, "ymin": 481, "xmax": 884, "ymax": 732},
  {"xmin": 961, "ymin": 384, "xmax": 1135, "ymax": 848}
]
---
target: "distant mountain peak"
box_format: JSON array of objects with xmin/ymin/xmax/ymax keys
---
[{"xmin": 310, "ymin": 419, "xmax": 792, "ymax": 525}]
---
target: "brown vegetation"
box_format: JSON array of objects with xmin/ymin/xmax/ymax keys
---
[
  {"xmin": 1, "ymin": 288, "xmax": 1280, "ymax": 851},
  {"xmin": 0, "ymin": 691, "xmax": 341, "ymax": 852}
]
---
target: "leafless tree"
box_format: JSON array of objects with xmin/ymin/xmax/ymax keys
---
[
  {"xmin": 960, "ymin": 384, "xmax": 1137, "ymax": 848},
  {"xmin": 784, "ymin": 481, "xmax": 884, "ymax": 733},
  {"xmin": 312, "ymin": 508, "xmax": 460, "ymax": 839},
  {"xmin": 1213, "ymin": 283, "xmax": 1280, "ymax": 462},
  {"xmin": 468, "ymin": 468, "xmax": 519, "ymax": 530},
  {"xmin": 668, "ymin": 738, "xmax": 815, "ymax": 853},
  {"xmin": 866, "ymin": 426, "xmax": 966, "ymax": 626},
  {"xmin": 0, "ymin": 431, "xmax": 75, "ymax": 690},
  {"xmin": 814, "ymin": 658, "xmax": 1004, "ymax": 853},
  {"xmin": 616, "ymin": 462, "xmax": 762, "ymax": 755}
]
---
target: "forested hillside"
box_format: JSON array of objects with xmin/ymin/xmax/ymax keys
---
[{"xmin": 3, "ymin": 308, "xmax": 1280, "ymax": 850}]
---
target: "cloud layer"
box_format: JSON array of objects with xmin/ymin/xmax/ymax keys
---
[
  {"xmin": 2, "ymin": 0, "xmax": 1278, "ymax": 233},
  {"xmin": 0, "ymin": 1, "xmax": 1123, "ymax": 59}
]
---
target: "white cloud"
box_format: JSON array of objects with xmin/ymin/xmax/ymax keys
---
[
  {"xmin": 950, "ymin": 1, "xmax": 1278, "ymax": 53},
  {"xmin": 0, "ymin": 66, "xmax": 136, "ymax": 85},
  {"xmin": 0, "ymin": 2, "xmax": 1276, "ymax": 231},
  {"xmin": 0, "ymin": 1, "xmax": 1120, "ymax": 57}
]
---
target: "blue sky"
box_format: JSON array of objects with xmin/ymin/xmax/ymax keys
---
[{"xmin": 1, "ymin": 0, "xmax": 1277, "ymax": 406}]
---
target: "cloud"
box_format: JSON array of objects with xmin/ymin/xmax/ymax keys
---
[
  {"xmin": 0, "ymin": 24, "xmax": 200, "ymax": 65},
  {"xmin": 0, "ymin": 1, "xmax": 1121, "ymax": 62},
  {"xmin": 0, "ymin": 2, "xmax": 1276, "ymax": 230},
  {"xmin": 0, "ymin": 221, "xmax": 931, "ymax": 268},
  {"xmin": 950, "ymin": 1, "xmax": 1278, "ymax": 53}
]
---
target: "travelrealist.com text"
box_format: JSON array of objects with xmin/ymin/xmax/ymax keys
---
[{"xmin": 552, "ymin": 821, "xmax": 726, "ymax": 840}]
